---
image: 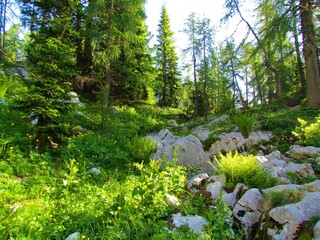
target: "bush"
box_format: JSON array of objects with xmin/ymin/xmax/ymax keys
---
[
  {"xmin": 233, "ymin": 112, "xmax": 257, "ymax": 138},
  {"xmin": 126, "ymin": 137, "xmax": 157, "ymax": 163},
  {"xmin": 292, "ymin": 115, "xmax": 320, "ymax": 147},
  {"xmin": 212, "ymin": 152, "xmax": 275, "ymax": 189}
]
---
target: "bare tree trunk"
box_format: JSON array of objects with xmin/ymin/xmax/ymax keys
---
[
  {"xmin": 292, "ymin": 11, "xmax": 306, "ymax": 98},
  {"xmin": 193, "ymin": 45, "xmax": 199, "ymax": 117},
  {"xmin": 232, "ymin": 0, "xmax": 282, "ymax": 103},
  {"xmin": 299, "ymin": 0, "xmax": 320, "ymax": 106},
  {"xmin": 0, "ymin": 0, "xmax": 8, "ymax": 61}
]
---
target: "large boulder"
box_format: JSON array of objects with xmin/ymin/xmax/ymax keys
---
[{"xmin": 152, "ymin": 130, "xmax": 211, "ymax": 171}]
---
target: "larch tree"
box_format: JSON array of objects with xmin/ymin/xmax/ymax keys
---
[
  {"xmin": 183, "ymin": 12, "xmax": 201, "ymax": 116},
  {"xmin": 197, "ymin": 17, "xmax": 214, "ymax": 119},
  {"xmin": 155, "ymin": 5, "xmax": 180, "ymax": 108}
]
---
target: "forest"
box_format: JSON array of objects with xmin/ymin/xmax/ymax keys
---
[{"xmin": 0, "ymin": 0, "xmax": 320, "ymax": 239}]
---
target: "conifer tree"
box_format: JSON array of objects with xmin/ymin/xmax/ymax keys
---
[{"xmin": 155, "ymin": 5, "xmax": 180, "ymax": 108}]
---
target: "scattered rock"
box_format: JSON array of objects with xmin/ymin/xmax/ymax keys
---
[
  {"xmin": 282, "ymin": 162, "xmax": 315, "ymax": 178},
  {"xmin": 233, "ymin": 189, "xmax": 264, "ymax": 239},
  {"xmin": 206, "ymin": 182, "xmax": 226, "ymax": 200},
  {"xmin": 288, "ymin": 145, "xmax": 320, "ymax": 160},
  {"xmin": 208, "ymin": 114, "xmax": 230, "ymax": 125},
  {"xmin": 262, "ymin": 184, "xmax": 300, "ymax": 195},
  {"xmin": 87, "ymin": 168, "xmax": 101, "ymax": 175},
  {"xmin": 167, "ymin": 119, "xmax": 179, "ymax": 128},
  {"xmin": 209, "ymin": 131, "xmax": 272, "ymax": 156},
  {"xmin": 171, "ymin": 212, "xmax": 208, "ymax": 234},
  {"xmin": 222, "ymin": 192, "xmax": 237, "ymax": 207},
  {"xmin": 300, "ymin": 180, "xmax": 320, "ymax": 192},
  {"xmin": 314, "ymin": 220, "xmax": 320, "ymax": 240},
  {"xmin": 256, "ymin": 151, "xmax": 315, "ymax": 180},
  {"xmin": 268, "ymin": 192, "xmax": 320, "ymax": 240},
  {"xmin": 209, "ymin": 132, "xmax": 246, "ymax": 155},
  {"xmin": 209, "ymin": 174, "xmax": 226, "ymax": 186},
  {"xmin": 192, "ymin": 127, "xmax": 211, "ymax": 141},
  {"xmin": 166, "ymin": 194, "xmax": 180, "ymax": 206},
  {"xmin": 187, "ymin": 173, "xmax": 209, "ymax": 193},
  {"xmin": 68, "ymin": 92, "xmax": 84, "ymax": 107},
  {"xmin": 65, "ymin": 232, "xmax": 81, "ymax": 240},
  {"xmin": 233, "ymin": 183, "xmax": 249, "ymax": 199}
]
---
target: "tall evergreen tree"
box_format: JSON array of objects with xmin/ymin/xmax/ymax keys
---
[{"xmin": 155, "ymin": 5, "xmax": 180, "ymax": 108}]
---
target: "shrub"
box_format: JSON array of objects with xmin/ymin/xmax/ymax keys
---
[
  {"xmin": 126, "ymin": 137, "xmax": 157, "ymax": 163},
  {"xmin": 233, "ymin": 112, "xmax": 257, "ymax": 138},
  {"xmin": 292, "ymin": 116, "xmax": 320, "ymax": 147},
  {"xmin": 212, "ymin": 152, "xmax": 275, "ymax": 189}
]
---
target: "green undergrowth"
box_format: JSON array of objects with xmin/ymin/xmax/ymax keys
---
[
  {"xmin": 259, "ymin": 107, "xmax": 320, "ymax": 152},
  {"xmin": 212, "ymin": 152, "xmax": 275, "ymax": 190},
  {"xmin": 0, "ymin": 103, "xmax": 243, "ymax": 239}
]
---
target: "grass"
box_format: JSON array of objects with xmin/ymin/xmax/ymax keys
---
[{"xmin": 264, "ymin": 189, "xmax": 305, "ymax": 209}]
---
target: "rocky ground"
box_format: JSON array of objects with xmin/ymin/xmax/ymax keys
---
[{"xmin": 148, "ymin": 115, "xmax": 320, "ymax": 239}]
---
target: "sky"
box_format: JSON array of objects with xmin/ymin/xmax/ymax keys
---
[{"xmin": 145, "ymin": 0, "xmax": 256, "ymax": 56}]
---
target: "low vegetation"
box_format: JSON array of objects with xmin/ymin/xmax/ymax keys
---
[
  {"xmin": 1, "ymin": 72, "xmax": 320, "ymax": 238},
  {"xmin": 212, "ymin": 152, "xmax": 275, "ymax": 190}
]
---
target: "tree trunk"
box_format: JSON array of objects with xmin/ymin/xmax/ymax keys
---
[
  {"xmin": 299, "ymin": 0, "xmax": 320, "ymax": 106},
  {"xmin": 0, "ymin": 0, "xmax": 8, "ymax": 61},
  {"xmin": 193, "ymin": 44, "xmax": 199, "ymax": 117},
  {"xmin": 292, "ymin": 11, "xmax": 306, "ymax": 98}
]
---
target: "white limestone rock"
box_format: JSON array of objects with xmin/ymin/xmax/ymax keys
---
[
  {"xmin": 171, "ymin": 212, "xmax": 208, "ymax": 234},
  {"xmin": 288, "ymin": 145, "xmax": 320, "ymax": 160},
  {"xmin": 65, "ymin": 232, "xmax": 81, "ymax": 240},
  {"xmin": 187, "ymin": 173, "xmax": 209, "ymax": 193}
]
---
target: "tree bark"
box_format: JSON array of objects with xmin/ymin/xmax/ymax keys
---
[
  {"xmin": 299, "ymin": 0, "xmax": 320, "ymax": 106},
  {"xmin": 292, "ymin": 11, "xmax": 306, "ymax": 98}
]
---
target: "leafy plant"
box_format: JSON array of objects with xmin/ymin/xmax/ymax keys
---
[
  {"xmin": 132, "ymin": 159, "xmax": 187, "ymax": 218},
  {"xmin": 126, "ymin": 137, "xmax": 157, "ymax": 163},
  {"xmin": 293, "ymin": 115, "xmax": 320, "ymax": 147},
  {"xmin": 233, "ymin": 112, "xmax": 258, "ymax": 138},
  {"xmin": 212, "ymin": 151, "xmax": 275, "ymax": 189}
]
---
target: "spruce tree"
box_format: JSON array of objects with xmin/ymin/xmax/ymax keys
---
[{"xmin": 155, "ymin": 5, "xmax": 180, "ymax": 108}]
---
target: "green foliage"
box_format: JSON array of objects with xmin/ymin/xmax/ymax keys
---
[
  {"xmin": 213, "ymin": 151, "xmax": 275, "ymax": 189},
  {"xmin": 132, "ymin": 159, "xmax": 187, "ymax": 219},
  {"xmin": 293, "ymin": 115, "xmax": 320, "ymax": 147},
  {"xmin": 233, "ymin": 112, "xmax": 258, "ymax": 138},
  {"xmin": 264, "ymin": 189, "xmax": 305, "ymax": 208},
  {"xmin": 155, "ymin": 5, "xmax": 181, "ymax": 108},
  {"xmin": 126, "ymin": 137, "xmax": 157, "ymax": 163},
  {"xmin": 13, "ymin": 77, "xmax": 76, "ymax": 150}
]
